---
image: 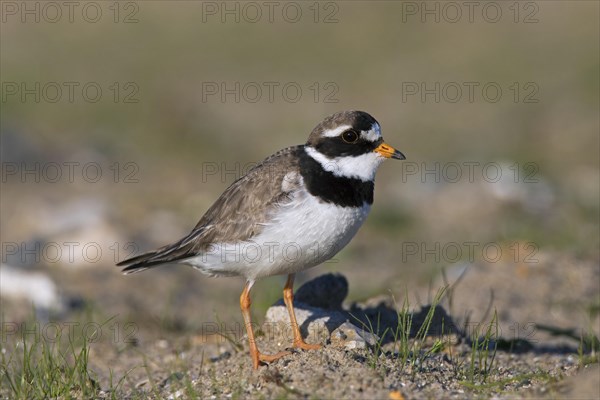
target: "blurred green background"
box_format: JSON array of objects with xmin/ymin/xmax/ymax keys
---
[{"xmin": 1, "ymin": 2, "xmax": 598, "ymax": 333}]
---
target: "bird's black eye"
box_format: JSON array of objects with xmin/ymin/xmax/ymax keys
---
[{"xmin": 341, "ymin": 130, "xmax": 359, "ymax": 144}]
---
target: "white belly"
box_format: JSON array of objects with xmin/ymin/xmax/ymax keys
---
[{"xmin": 184, "ymin": 189, "xmax": 370, "ymax": 280}]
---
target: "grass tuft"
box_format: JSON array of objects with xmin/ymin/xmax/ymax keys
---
[{"xmin": 1, "ymin": 321, "xmax": 100, "ymax": 399}]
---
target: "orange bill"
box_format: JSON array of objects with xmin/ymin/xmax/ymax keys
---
[{"xmin": 374, "ymin": 142, "xmax": 406, "ymax": 160}]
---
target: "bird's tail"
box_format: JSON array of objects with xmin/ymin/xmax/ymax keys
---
[
  {"xmin": 116, "ymin": 239, "xmax": 195, "ymax": 274},
  {"xmin": 116, "ymin": 249, "xmax": 171, "ymax": 274},
  {"xmin": 116, "ymin": 227, "xmax": 207, "ymax": 274}
]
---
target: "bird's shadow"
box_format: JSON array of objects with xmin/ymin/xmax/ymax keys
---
[
  {"xmin": 299, "ymin": 301, "xmax": 587, "ymax": 355},
  {"xmin": 273, "ymin": 299, "xmax": 460, "ymax": 346}
]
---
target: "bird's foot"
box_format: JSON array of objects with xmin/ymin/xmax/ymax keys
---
[
  {"xmin": 292, "ymin": 339, "xmax": 322, "ymax": 351},
  {"xmin": 251, "ymin": 350, "xmax": 291, "ymax": 369}
]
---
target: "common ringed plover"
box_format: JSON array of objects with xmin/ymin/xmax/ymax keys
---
[{"xmin": 117, "ymin": 110, "xmax": 405, "ymax": 369}]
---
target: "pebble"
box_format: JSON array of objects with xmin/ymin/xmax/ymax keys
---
[
  {"xmin": 0, "ymin": 264, "xmax": 62, "ymax": 311},
  {"xmin": 264, "ymin": 302, "xmax": 347, "ymax": 343},
  {"xmin": 264, "ymin": 274, "xmax": 380, "ymax": 349},
  {"xmin": 330, "ymin": 322, "xmax": 380, "ymax": 350}
]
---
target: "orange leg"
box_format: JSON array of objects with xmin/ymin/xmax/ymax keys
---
[
  {"xmin": 283, "ymin": 274, "xmax": 322, "ymax": 350},
  {"xmin": 240, "ymin": 280, "xmax": 290, "ymax": 369}
]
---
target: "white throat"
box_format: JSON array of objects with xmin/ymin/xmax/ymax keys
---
[{"xmin": 304, "ymin": 146, "xmax": 385, "ymax": 182}]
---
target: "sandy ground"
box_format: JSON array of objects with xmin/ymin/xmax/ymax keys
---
[{"xmin": 3, "ymin": 250, "xmax": 596, "ymax": 399}]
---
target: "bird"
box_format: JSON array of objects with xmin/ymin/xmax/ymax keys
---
[{"xmin": 116, "ymin": 110, "xmax": 405, "ymax": 369}]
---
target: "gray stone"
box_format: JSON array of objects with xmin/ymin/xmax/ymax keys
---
[
  {"xmin": 264, "ymin": 274, "xmax": 382, "ymax": 349},
  {"xmin": 263, "ymin": 302, "xmax": 348, "ymax": 344},
  {"xmin": 330, "ymin": 322, "xmax": 380, "ymax": 350}
]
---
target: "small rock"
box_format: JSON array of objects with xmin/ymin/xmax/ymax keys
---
[
  {"xmin": 331, "ymin": 322, "xmax": 380, "ymax": 350},
  {"xmin": 294, "ymin": 273, "xmax": 348, "ymax": 310},
  {"xmin": 0, "ymin": 264, "xmax": 61, "ymax": 310},
  {"xmin": 264, "ymin": 302, "xmax": 347, "ymax": 344}
]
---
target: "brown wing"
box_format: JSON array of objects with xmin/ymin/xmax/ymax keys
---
[{"xmin": 117, "ymin": 145, "xmax": 303, "ymax": 273}]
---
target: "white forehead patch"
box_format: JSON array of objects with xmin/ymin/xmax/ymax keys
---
[
  {"xmin": 321, "ymin": 125, "xmax": 352, "ymax": 138},
  {"xmin": 360, "ymin": 123, "xmax": 382, "ymax": 142}
]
